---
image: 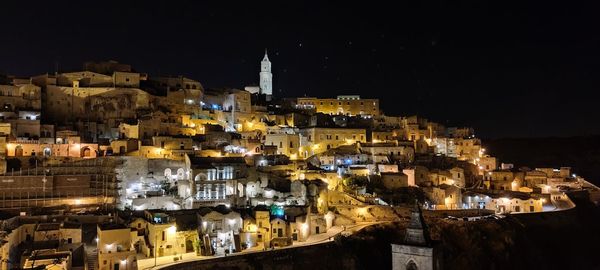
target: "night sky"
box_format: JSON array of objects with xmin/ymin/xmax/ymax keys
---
[{"xmin": 1, "ymin": 1, "xmax": 599, "ymax": 138}]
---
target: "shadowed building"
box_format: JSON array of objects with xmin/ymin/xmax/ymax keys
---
[{"xmin": 391, "ymin": 203, "xmax": 442, "ymax": 270}]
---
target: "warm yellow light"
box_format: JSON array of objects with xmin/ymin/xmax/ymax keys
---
[
  {"xmin": 444, "ymin": 197, "xmax": 452, "ymax": 207},
  {"xmin": 167, "ymin": 225, "xmax": 177, "ymax": 234},
  {"xmin": 74, "ymin": 199, "xmax": 82, "ymax": 205},
  {"xmin": 247, "ymin": 224, "xmax": 257, "ymax": 232}
]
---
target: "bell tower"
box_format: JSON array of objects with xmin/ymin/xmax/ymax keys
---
[{"xmin": 259, "ymin": 49, "xmax": 273, "ymax": 100}]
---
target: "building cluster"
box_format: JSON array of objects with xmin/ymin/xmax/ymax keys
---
[
  {"xmin": 0, "ymin": 52, "xmax": 590, "ymax": 270},
  {"xmin": 0, "ymin": 214, "xmax": 101, "ymax": 270}
]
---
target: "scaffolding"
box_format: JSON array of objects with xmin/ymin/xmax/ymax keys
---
[{"xmin": 0, "ymin": 157, "xmax": 123, "ymax": 211}]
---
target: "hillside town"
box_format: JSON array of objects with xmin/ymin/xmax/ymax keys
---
[{"xmin": 0, "ymin": 53, "xmax": 597, "ymax": 270}]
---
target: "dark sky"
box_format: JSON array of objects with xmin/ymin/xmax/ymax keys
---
[{"xmin": 1, "ymin": 1, "xmax": 599, "ymax": 138}]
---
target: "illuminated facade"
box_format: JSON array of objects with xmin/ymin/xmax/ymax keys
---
[
  {"xmin": 296, "ymin": 95, "xmax": 380, "ymax": 116},
  {"xmin": 264, "ymin": 133, "xmax": 300, "ymax": 158},
  {"xmin": 97, "ymin": 223, "xmax": 136, "ymax": 270},
  {"xmin": 298, "ymin": 127, "xmax": 366, "ymax": 157},
  {"xmin": 185, "ymin": 156, "xmax": 247, "ymax": 205},
  {"xmin": 259, "ymin": 50, "xmax": 273, "ymax": 97}
]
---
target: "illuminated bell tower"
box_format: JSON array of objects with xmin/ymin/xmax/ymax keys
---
[{"xmin": 259, "ymin": 49, "xmax": 273, "ymax": 100}]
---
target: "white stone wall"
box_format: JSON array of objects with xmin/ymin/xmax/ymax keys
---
[{"xmin": 391, "ymin": 244, "xmax": 434, "ymax": 270}]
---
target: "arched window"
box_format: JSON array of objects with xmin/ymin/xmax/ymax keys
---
[
  {"xmin": 406, "ymin": 260, "xmax": 418, "ymax": 270},
  {"xmin": 194, "ymin": 173, "xmax": 208, "ymax": 182},
  {"xmin": 43, "ymin": 147, "xmax": 52, "ymax": 157},
  {"xmin": 81, "ymin": 147, "xmax": 92, "ymax": 157}
]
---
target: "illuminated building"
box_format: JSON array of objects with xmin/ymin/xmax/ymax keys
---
[
  {"xmin": 296, "ymin": 95, "xmax": 379, "ymax": 116},
  {"xmin": 97, "ymin": 223, "xmax": 136, "ymax": 270}
]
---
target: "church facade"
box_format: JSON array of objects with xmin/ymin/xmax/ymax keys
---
[{"xmin": 391, "ymin": 204, "xmax": 442, "ymax": 270}]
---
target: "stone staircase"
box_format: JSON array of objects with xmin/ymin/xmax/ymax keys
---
[{"xmin": 85, "ymin": 244, "xmax": 98, "ymax": 270}]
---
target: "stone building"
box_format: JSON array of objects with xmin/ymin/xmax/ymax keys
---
[
  {"xmin": 391, "ymin": 204, "xmax": 442, "ymax": 270},
  {"xmin": 97, "ymin": 223, "xmax": 136, "ymax": 270},
  {"xmin": 264, "ymin": 133, "xmax": 300, "ymax": 158},
  {"xmin": 296, "ymin": 95, "xmax": 380, "ymax": 116},
  {"xmin": 298, "ymin": 127, "xmax": 366, "ymax": 157},
  {"xmin": 184, "ymin": 156, "xmax": 248, "ymax": 206}
]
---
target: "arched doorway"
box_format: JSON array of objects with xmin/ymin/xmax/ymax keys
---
[
  {"xmin": 406, "ymin": 260, "xmax": 418, "ymax": 270},
  {"xmin": 15, "ymin": 145, "xmax": 23, "ymax": 156},
  {"xmin": 177, "ymin": 168, "xmax": 185, "ymax": 180},
  {"xmin": 164, "ymin": 168, "xmax": 172, "ymax": 180},
  {"xmin": 185, "ymin": 239, "xmax": 194, "ymax": 252},
  {"xmin": 81, "ymin": 147, "xmax": 92, "ymax": 157},
  {"xmin": 43, "ymin": 147, "xmax": 52, "ymax": 157}
]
